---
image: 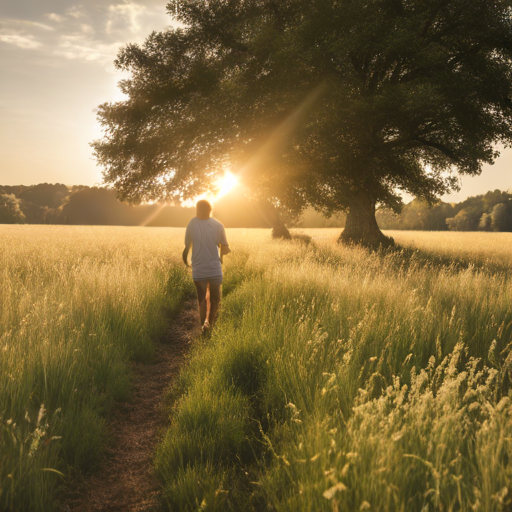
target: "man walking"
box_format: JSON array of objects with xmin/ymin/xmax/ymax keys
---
[{"xmin": 183, "ymin": 199, "xmax": 231, "ymax": 333}]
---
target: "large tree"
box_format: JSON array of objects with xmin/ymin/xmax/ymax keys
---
[{"xmin": 93, "ymin": 0, "xmax": 512, "ymax": 246}]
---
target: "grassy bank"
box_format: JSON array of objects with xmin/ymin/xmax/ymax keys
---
[
  {"xmin": 156, "ymin": 229, "xmax": 512, "ymax": 511},
  {"xmin": 0, "ymin": 225, "xmax": 191, "ymax": 512}
]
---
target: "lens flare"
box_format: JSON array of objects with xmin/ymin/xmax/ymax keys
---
[{"xmin": 214, "ymin": 170, "xmax": 239, "ymax": 200}]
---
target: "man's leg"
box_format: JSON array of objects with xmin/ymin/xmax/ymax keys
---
[
  {"xmin": 207, "ymin": 279, "xmax": 222, "ymax": 328},
  {"xmin": 194, "ymin": 280, "xmax": 208, "ymax": 327},
  {"xmin": 205, "ymin": 283, "xmax": 211, "ymax": 326}
]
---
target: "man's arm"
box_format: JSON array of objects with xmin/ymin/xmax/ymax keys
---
[
  {"xmin": 220, "ymin": 244, "xmax": 231, "ymax": 256},
  {"xmin": 219, "ymin": 243, "xmax": 230, "ymax": 265},
  {"xmin": 218, "ymin": 224, "xmax": 231, "ymax": 264},
  {"xmin": 183, "ymin": 245, "xmax": 190, "ymax": 267},
  {"xmin": 184, "ymin": 222, "xmax": 192, "ymax": 267}
]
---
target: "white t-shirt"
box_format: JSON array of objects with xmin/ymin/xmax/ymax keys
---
[{"xmin": 185, "ymin": 217, "xmax": 230, "ymax": 280}]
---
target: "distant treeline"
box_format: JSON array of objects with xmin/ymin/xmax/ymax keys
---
[
  {"xmin": 0, "ymin": 183, "xmax": 272, "ymax": 228},
  {"xmin": 376, "ymin": 189, "xmax": 512, "ymax": 232},
  {"xmin": 1, "ymin": 183, "xmax": 512, "ymax": 231}
]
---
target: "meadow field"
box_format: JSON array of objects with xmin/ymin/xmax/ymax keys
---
[
  {"xmin": 1, "ymin": 226, "xmax": 512, "ymax": 511},
  {"xmin": 0, "ymin": 226, "xmax": 191, "ymax": 511},
  {"xmin": 157, "ymin": 229, "xmax": 512, "ymax": 512}
]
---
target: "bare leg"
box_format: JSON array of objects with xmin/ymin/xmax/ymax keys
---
[
  {"xmin": 194, "ymin": 281, "xmax": 208, "ymax": 327},
  {"xmin": 208, "ymin": 282, "xmax": 221, "ymax": 328},
  {"xmin": 205, "ymin": 283, "xmax": 211, "ymax": 326}
]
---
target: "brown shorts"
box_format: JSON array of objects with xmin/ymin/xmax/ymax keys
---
[{"xmin": 193, "ymin": 276, "xmax": 223, "ymax": 287}]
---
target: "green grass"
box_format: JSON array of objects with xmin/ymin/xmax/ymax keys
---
[
  {"xmin": 3, "ymin": 226, "xmax": 512, "ymax": 511},
  {"xmin": 0, "ymin": 225, "xmax": 191, "ymax": 512},
  {"xmin": 156, "ymin": 229, "xmax": 512, "ymax": 511}
]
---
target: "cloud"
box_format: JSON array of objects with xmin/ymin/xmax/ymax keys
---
[
  {"xmin": 0, "ymin": 2, "xmax": 176, "ymax": 68},
  {"xmin": 44, "ymin": 13, "xmax": 66, "ymax": 23},
  {"xmin": 0, "ymin": 19, "xmax": 54, "ymax": 32},
  {"xmin": 0, "ymin": 33, "xmax": 41, "ymax": 49},
  {"xmin": 106, "ymin": 2, "xmax": 146, "ymax": 35},
  {"xmin": 80, "ymin": 24, "xmax": 95, "ymax": 35},
  {"xmin": 66, "ymin": 5, "xmax": 87, "ymax": 19},
  {"xmin": 0, "ymin": 19, "xmax": 53, "ymax": 50},
  {"xmin": 55, "ymin": 35, "xmax": 120, "ymax": 65}
]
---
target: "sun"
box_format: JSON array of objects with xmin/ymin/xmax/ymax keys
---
[
  {"xmin": 213, "ymin": 170, "xmax": 239, "ymax": 201},
  {"xmin": 180, "ymin": 170, "xmax": 240, "ymax": 208}
]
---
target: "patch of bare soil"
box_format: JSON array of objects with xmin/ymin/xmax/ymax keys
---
[{"xmin": 61, "ymin": 298, "xmax": 199, "ymax": 512}]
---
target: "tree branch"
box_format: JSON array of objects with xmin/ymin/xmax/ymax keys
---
[{"xmin": 413, "ymin": 137, "xmax": 460, "ymax": 162}]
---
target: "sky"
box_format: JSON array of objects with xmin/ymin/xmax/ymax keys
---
[
  {"xmin": 0, "ymin": 1, "xmax": 510, "ymax": 202},
  {"xmin": 0, "ymin": 0, "xmax": 177, "ymax": 187}
]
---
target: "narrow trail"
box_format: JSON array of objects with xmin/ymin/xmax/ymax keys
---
[{"xmin": 61, "ymin": 298, "xmax": 200, "ymax": 512}]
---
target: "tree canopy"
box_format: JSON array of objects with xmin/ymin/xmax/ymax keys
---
[{"xmin": 92, "ymin": 0, "xmax": 512, "ymax": 245}]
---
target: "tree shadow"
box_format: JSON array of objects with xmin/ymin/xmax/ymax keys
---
[
  {"xmin": 310, "ymin": 235, "xmax": 511, "ymax": 277},
  {"xmin": 376, "ymin": 242, "xmax": 511, "ymax": 276},
  {"xmin": 291, "ymin": 232, "xmax": 312, "ymax": 245}
]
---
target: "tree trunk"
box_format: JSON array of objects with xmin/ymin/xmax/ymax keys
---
[
  {"xmin": 270, "ymin": 210, "xmax": 292, "ymax": 239},
  {"xmin": 339, "ymin": 195, "xmax": 394, "ymax": 248},
  {"xmin": 256, "ymin": 200, "xmax": 292, "ymax": 239},
  {"xmin": 271, "ymin": 222, "xmax": 292, "ymax": 239}
]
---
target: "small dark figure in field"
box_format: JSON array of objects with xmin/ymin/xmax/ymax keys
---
[{"xmin": 183, "ymin": 199, "xmax": 231, "ymax": 333}]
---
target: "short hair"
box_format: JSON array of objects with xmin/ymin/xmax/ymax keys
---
[{"xmin": 196, "ymin": 199, "xmax": 212, "ymax": 214}]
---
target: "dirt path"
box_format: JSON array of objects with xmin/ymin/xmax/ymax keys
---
[{"xmin": 61, "ymin": 298, "xmax": 199, "ymax": 512}]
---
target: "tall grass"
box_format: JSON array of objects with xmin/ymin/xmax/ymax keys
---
[
  {"xmin": 0, "ymin": 225, "xmax": 191, "ymax": 512},
  {"xmin": 3, "ymin": 225, "xmax": 510, "ymax": 510},
  {"xmin": 156, "ymin": 229, "xmax": 512, "ymax": 511}
]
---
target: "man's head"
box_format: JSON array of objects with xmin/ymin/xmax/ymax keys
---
[{"xmin": 196, "ymin": 199, "xmax": 213, "ymax": 219}]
